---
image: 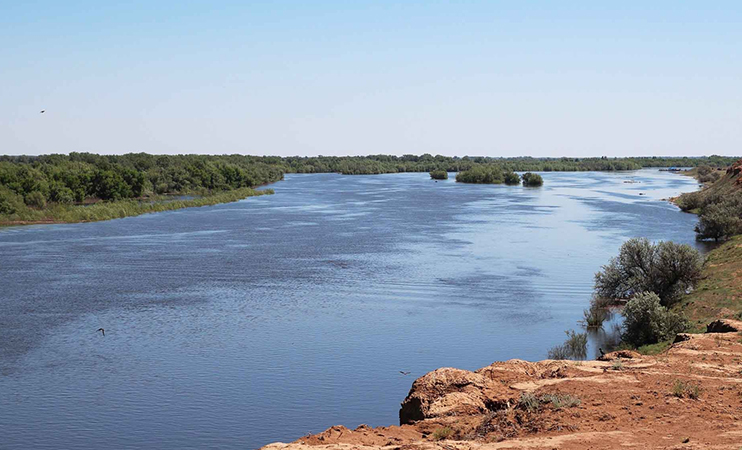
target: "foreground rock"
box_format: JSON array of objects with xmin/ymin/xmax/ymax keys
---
[
  {"xmin": 399, "ymin": 367, "xmax": 515, "ymax": 424},
  {"xmin": 263, "ymin": 326, "xmax": 742, "ymax": 450}
]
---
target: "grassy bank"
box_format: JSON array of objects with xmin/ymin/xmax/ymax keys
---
[
  {"xmin": 674, "ymin": 235, "xmax": 742, "ymax": 331},
  {"xmin": 628, "ymin": 236, "xmax": 742, "ymax": 354},
  {"xmin": 0, "ymin": 187, "xmax": 273, "ymax": 226}
]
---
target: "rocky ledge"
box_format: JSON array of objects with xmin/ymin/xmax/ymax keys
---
[{"xmin": 262, "ymin": 321, "xmax": 742, "ymax": 450}]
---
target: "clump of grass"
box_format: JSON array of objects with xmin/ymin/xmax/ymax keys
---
[
  {"xmin": 431, "ymin": 427, "xmax": 453, "ymax": 441},
  {"xmin": 517, "ymin": 392, "xmax": 541, "ymax": 412},
  {"xmin": 611, "ymin": 358, "xmax": 624, "ymax": 371},
  {"xmin": 581, "ymin": 297, "xmax": 612, "ymax": 329},
  {"xmin": 547, "ymin": 330, "xmax": 587, "ymax": 360},
  {"xmin": 582, "ymin": 307, "xmax": 607, "ymax": 329},
  {"xmin": 672, "ymin": 380, "xmax": 702, "ymax": 399},
  {"xmin": 517, "ymin": 392, "xmax": 581, "ymax": 412},
  {"xmin": 539, "ymin": 393, "xmax": 581, "ymax": 409},
  {"xmin": 636, "ymin": 340, "xmax": 672, "ymax": 355}
]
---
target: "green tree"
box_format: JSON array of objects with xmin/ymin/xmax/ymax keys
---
[
  {"xmin": 503, "ymin": 171, "xmax": 520, "ymax": 185},
  {"xmin": 595, "ymin": 238, "xmax": 703, "ymax": 307},
  {"xmin": 522, "ymin": 172, "xmax": 543, "ymax": 187}
]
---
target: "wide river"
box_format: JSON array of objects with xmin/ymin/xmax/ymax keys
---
[{"xmin": 0, "ymin": 170, "xmax": 703, "ymax": 449}]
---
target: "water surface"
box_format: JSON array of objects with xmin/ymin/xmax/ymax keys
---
[{"xmin": 0, "ymin": 170, "xmax": 702, "ymax": 449}]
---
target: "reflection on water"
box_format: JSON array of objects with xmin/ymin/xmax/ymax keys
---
[{"xmin": 0, "ymin": 170, "xmax": 702, "ymax": 449}]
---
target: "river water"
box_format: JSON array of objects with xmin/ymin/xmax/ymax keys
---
[{"xmin": 0, "ymin": 170, "xmax": 701, "ymax": 449}]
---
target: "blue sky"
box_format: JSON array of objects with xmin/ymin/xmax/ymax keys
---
[{"xmin": 1, "ymin": 1, "xmax": 740, "ymax": 157}]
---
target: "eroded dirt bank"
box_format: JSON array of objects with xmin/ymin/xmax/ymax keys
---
[{"xmin": 262, "ymin": 320, "xmax": 742, "ymax": 450}]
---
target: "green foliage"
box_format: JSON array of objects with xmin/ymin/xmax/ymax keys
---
[
  {"xmin": 0, "ymin": 186, "xmax": 24, "ymax": 215},
  {"xmin": 429, "ymin": 170, "xmax": 448, "ymax": 180},
  {"xmin": 636, "ymin": 340, "xmax": 673, "ymax": 355},
  {"xmin": 1, "ymin": 153, "xmax": 738, "ymax": 224},
  {"xmin": 622, "ymin": 292, "xmax": 688, "ymax": 347},
  {"xmin": 676, "ymin": 191, "xmax": 703, "ymax": 212},
  {"xmin": 594, "ymin": 238, "xmax": 703, "ymax": 306},
  {"xmin": 24, "ymin": 191, "xmax": 46, "ymax": 208},
  {"xmin": 547, "ymin": 329, "xmax": 587, "ymax": 360},
  {"xmin": 582, "ymin": 298, "xmax": 610, "ymax": 329},
  {"xmin": 694, "ymin": 194, "xmax": 742, "ymax": 241},
  {"xmin": 0, "ymin": 188, "xmax": 272, "ymax": 225},
  {"xmin": 503, "ymin": 171, "xmax": 521, "ymax": 185},
  {"xmin": 521, "ymin": 172, "xmax": 543, "ymax": 187},
  {"xmin": 0, "ymin": 153, "xmax": 284, "ymax": 208},
  {"xmin": 455, "ymin": 165, "xmax": 504, "ymax": 184}
]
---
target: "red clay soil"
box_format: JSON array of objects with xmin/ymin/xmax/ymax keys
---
[{"xmin": 262, "ymin": 321, "xmax": 742, "ymax": 450}]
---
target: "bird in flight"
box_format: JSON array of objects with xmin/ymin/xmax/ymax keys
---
[
  {"xmin": 399, "ymin": 371, "xmax": 411, "ymax": 376},
  {"xmin": 97, "ymin": 328, "xmax": 105, "ymax": 336},
  {"xmin": 40, "ymin": 110, "xmax": 45, "ymax": 113}
]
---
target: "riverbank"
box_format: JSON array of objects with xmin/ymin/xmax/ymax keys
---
[
  {"xmin": 262, "ymin": 324, "xmax": 742, "ymax": 450},
  {"xmin": 0, "ymin": 187, "xmax": 273, "ymax": 226}
]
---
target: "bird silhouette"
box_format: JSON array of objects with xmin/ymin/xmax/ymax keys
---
[
  {"xmin": 97, "ymin": 328, "xmax": 105, "ymax": 336},
  {"xmin": 40, "ymin": 110, "xmax": 45, "ymax": 113},
  {"xmin": 399, "ymin": 371, "xmax": 411, "ymax": 376},
  {"xmin": 599, "ymin": 347, "xmax": 605, "ymax": 357}
]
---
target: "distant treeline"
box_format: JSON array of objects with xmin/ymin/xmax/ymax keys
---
[
  {"xmin": 0, "ymin": 153, "xmax": 738, "ymax": 222},
  {"xmin": 279, "ymin": 154, "xmax": 738, "ymax": 175}
]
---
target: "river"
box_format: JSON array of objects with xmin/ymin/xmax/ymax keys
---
[{"xmin": 0, "ymin": 169, "xmax": 702, "ymax": 449}]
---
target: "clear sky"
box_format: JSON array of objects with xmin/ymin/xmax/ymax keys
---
[{"xmin": 1, "ymin": 1, "xmax": 740, "ymax": 157}]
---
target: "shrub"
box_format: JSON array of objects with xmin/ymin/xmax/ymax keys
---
[
  {"xmin": 539, "ymin": 393, "xmax": 581, "ymax": 409},
  {"xmin": 622, "ymin": 292, "xmax": 688, "ymax": 347},
  {"xmin": 696, "ymin": 165, "xmax": 713, "ymax": 176},
  {"xmin": 698, "ymin": 171, "xmax": 721, "ymax": 184},
  {"xmin": 431, "ymin": 427, "xmax": 453, "ymax": 441},
  {"xmin": 676, "ymin": 191, "xmax": 702, "ymax": 212},
  {"xmin": 522, "ymin": 172, "xmax": 543, "ymax": 187},
  {"xmin": 695, "ymin": 194, "xmax": 742, "ymax": 242},
  {"xmin": 429, "ymin": 170, "xmax": 448, "ymax": 180},
  {"xmin": 547, "ymin": 330, "xmax": 587, "ymax": 360},
  {"xmin": 672, "ymin": 380, "xmax": 701, "ymax": 399},
  {"xmin": 517, "ymin": 392, "xmax": 541, "ymax": 412},
  {"xmin": 594, "ymin": 238, "xmax": 703, "ymax": 306},
  {"xmin": 24, "ymin": 191, "xmax": 47, "ymax": 209},
  {"xmin": 611, "ymin": 358, "xmax": 624, "ymax": 371},
  {"xmin": 503, "ymin": 171, "xmax": 520, "ymax": 185}
]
